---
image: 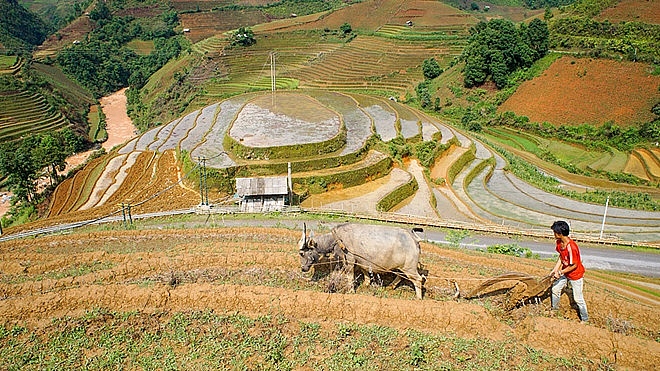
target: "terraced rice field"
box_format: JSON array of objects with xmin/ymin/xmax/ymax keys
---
[
  {"xmin": 187, "ymin": 10, "xmax": 469, "ymax": 100},
  {"xmin": 482, "ymin": 127, "xmax": 654, "ymax": 179},
  {"xmin": 307, "ymin": 91, "xmax": 373, "ymax": 155},
  {"xmin": 0, "ymin": 90, "xmax": 69, "ymax": 142},
  {"xmin": 632, "ymin": 149, "xmax": 660, "ymax": 182},
  {"xmin": 351, "ymin": 94, "xmax": 397, "ymax": 142},
  {"xmin": 229, "ymin": 93, "xmax": 341, "ymax": 147},
  {"xmin": 0, "ymin": 56, "xmax": 19, "ymax": 73},
  {"xmin": 38, "ymin": 84, "xmax": 660, "ymax": 245},
  {"xmin": 180, "ymin": 9, "xmax": 268, "ymax": 43},
  {"xmin": 461, "ymin": 157, "xmax": 660, "ymax": 242}
]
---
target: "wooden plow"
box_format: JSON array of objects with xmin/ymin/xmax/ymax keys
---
[{"xmin": 462, "ymin": 272, "xmax": 554, "ymax": 310}]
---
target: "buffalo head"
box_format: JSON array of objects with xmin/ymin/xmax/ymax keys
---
[{"xmin": 298, "ymin": 224, "xmax": 320, "ymax": 272}]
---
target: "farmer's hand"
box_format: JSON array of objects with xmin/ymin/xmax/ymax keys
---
[{"xmin": 552, "ymin": 270, "xmax": 561, "ymax": 279}]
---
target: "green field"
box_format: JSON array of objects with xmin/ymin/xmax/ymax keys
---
[
  {"xmin": 483, "ymin": 126, "xmax": 628, "ymax": 174},
  {"xmin": 87, "ymin": 105, "xmax": 107, "ymax": 143},
  {"xmin": 0, "ymin": 55, "xmax": 17, "ymax": 70},
  {"xmin": 126, "ymin": 39, "xmax": 155, "ymax": 56}
]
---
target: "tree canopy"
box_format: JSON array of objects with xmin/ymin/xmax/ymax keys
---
[
  {"xmin": 0, "ymin": 0, "xmax": 52, "ymax": 55},
  {"xmin": 422, "ymin": 58, "xmax": 442, "ymax": 80},
  {"xmin": 229, "ymin": 27, "xmax": 256, "ymax": 47},
  {"xmin": 56, "ymin": 4, "xmax": 184, "ymax": 98},
  {"xmin": 462, "ymin": 18, "xmax": 549, "ymax": 89},
  {"xmin": 0, "ymin": 129, "xmax": 84, "ymax": 204}
]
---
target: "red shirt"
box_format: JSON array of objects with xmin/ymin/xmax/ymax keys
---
[{"xmin": 556, "ymin": 238, "xmax": 585, "ymax": 280}]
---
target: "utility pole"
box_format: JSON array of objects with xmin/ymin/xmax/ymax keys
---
[
  {"xmin": 120, "ymin": 203, "xmax": 127, "ymax": 227},
  {"xmin": 198, "ymin": 157, "xmax": 208, "ymax": 206},
  {"xmin": 120, "ymin": 203, "xmax": 132, "ymax": 228},
  {"xmin": 599, "ymin": 196, "xmax": 610, "ymax": 239},
  {"xmin": 270, "ymin": 51, "xmax": 276, "ymax": 92}
]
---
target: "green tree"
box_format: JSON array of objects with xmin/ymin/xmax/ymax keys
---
[
  {"xmin": 89, "ymin": 1, "xmax": 111, "ymax": 22},
  {"xmin": 416, "ymin": 80, "xmax": 432, "ymax": 109},
  {"xmin": 422, "ymin": 58, "xmax": 442, "ymax": 80},
  {"xmin": 230, "ymin": 26, "xmax": 256, "ymax": 47},
  {"xmin": 526, "ymin": 18, "xmax": 550, "ymax": 59},
  {"xmin": 463, "ymin": 44, "xmax": 489, "ymax": 87},
  {"xmin": 490, "ymin": 51, "xmax": 508, "ymax": 89},
  {"xmin": 0, "ymin": 141, "xmax": 39, "ymax": 203},
  {"xmin": 462, "ymin": 19, "xmax": 548, "ymax": 89},
  {"xmin": 340, "ymin": 23, "xmax": 352, "ymax": 35}
]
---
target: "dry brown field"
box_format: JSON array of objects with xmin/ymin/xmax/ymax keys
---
[
  {"xmin": 170, "ymin": 0, "xmax": 277, "ymax": 11},
  {"xmin": 279, "ymin": 0, "xmax": 477, "ymax": 32},
  {"xmin": 597, "ymin": 0, "xmax": 660, "ymax": 24},
  {"xmin": 180, "ymin": 9, "xmax": 268, "ymax": 43},
  {"xmin": 33, "ymin": 15, "xmax": 94, "ymax": 60},
  {"xmin": 499, "ymin": 56, "xmax": 660, "ymax": 127},
  {"xmin": 391, "ymin": 0, "xmax": 479, "ymax": 26},
  {"xmin": 0, "ymin": 225, "xmax": 658, "ymax": 368}
]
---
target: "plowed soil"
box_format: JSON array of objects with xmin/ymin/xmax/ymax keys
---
[
  {"xmin": 499, "ymin": 57, "xmax": 660, "ymax": 127},
  {"xmin": 1, "ymin": 226, "xmax": 658, "ymax": 369},
  {"xmin": 597, "ymin": 0, "xmax": 660, "ymax": 24}
]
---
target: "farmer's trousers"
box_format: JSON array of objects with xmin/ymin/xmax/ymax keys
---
[{"xmin": 551, "ymin": 276, "xmax": 589, "ymax": 322}]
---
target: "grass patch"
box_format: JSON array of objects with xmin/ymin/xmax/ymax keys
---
[
  {"xmin": 0, "ymin": 309, "xmax": 604, "ymax": 369},
  {"xmin": 87, "ymin": 104, "xmax": 107, "ymax": 143},
  {"xmin": 0, "ymin": 55, "xmax": 17, "ymax": 69},
  {"xmin": 126, "ymin": 39, "xmax": 155, "ymax": 56}
]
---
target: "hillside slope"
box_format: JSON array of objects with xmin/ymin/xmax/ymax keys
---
[
  {"xmin": 0, "ymin": 224, "xmax": 658, "ymax": 369},
  {"xmin": 0, "ymin": 0, "xmax": 51, "ymax": 53}
]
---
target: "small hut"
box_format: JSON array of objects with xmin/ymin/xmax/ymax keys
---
[{"xmin": 235, "ymin": 176, "xmax": 289, "ymax": 212}]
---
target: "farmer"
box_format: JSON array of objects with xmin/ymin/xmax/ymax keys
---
[{"xmin": 550, "ymin": 220, "xmax": 589, "ymax": 322}]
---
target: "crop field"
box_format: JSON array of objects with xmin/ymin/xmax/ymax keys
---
[
  {"xmin": 180, "ymin": 9, "xmax": 269, "ymax": 43},
  {"xmin": 350, "ymin": 94, "xmax": 398, "ymax": 142},
  {"xmin": 37, "ymin": 90, "xmax": 488, "ymax": 226},
  {"xmin": 229, "ymin": 93, "xmax": 341, "ymax": 147},
  {"xmin": 633, "ymin": 149, "xmax": 660, "ymax": 182},
  {"xmin": 389, "ymin": 100, "xmax": 421, "ymax": 140},
  {"xmin": 126, "ymin": 40, "xmax": 155, "ymax": 55},
  {"xmin": 460, "ymin": 160, "xmax": 660, "ymax": 241},
  {"xmin": 288, "ymin": 0, "xmax": 476, "ymax": 31},
  {"xmin": 33, "ymin": 15, "xmax": 94, "ymax": 61},
  {"xmin": 0, "ymin": 55, "xmax": 17, "ymax": 70},
  {"xmin": 178, "ymin": 1, "xmax": 473, "ymax": 101},
  {"xmin": 468, "ymin": 3, "xmax": 544, "ymax": 22},
  {"xmin": 0, "ymin": 224, "xmax": 658, "ymax": 369},
  {"xmin": 31, "ymin": 63, "xmax": 95, "ymax": 106},
  {"xmin": 0, "ymin": 90, "xmax": 69, "ymax": 142},
  {"xmin": 597, "ymin": 0, "xmax": 660, "ymax": 24},
  {"xmin": 498, "ymin": 56, "xmax": 660, "ymax": 127},
  {"xmin": 307, "ymin": 91, "xmax": 374, "ymax": 155},
  {"xmin": 482, "ymin": 127, "xmax": 649, "ymax": 178}
]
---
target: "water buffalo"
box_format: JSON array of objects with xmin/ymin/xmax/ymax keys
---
[{"xmin": 298, "ymin": 223, "xmax": 426, "ymax": 299}]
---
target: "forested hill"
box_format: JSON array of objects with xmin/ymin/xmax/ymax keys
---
[{"xmin": 0, "ymin": 0, "xmax": 52, "ymax": 54}]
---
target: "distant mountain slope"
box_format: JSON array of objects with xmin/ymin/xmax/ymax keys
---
[{"xmin": 0, "ymin": 0, "xmax": 52, "ymax": 54}]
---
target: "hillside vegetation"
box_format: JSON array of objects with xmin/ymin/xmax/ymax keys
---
[{"xmin": 0, "ymin": 0, "xmax": 52, "ymax": 54}]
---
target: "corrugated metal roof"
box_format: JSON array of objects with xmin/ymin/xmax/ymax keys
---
[{"xmin": 235, "ymin": 176, "xmax": 289, "ymax": 196}]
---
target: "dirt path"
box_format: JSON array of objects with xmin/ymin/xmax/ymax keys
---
[{"xmin": 393, "ymin": 159, "xmax": 438, "ymax": 218}]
